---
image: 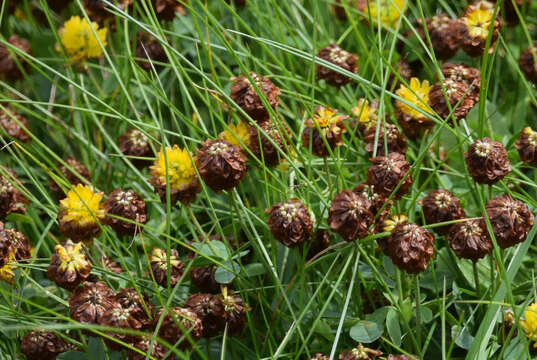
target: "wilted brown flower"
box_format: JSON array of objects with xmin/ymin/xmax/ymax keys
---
[
  {"xmin": 376, "ymin": 214, "xmax": 408, "ymax": 250},
  {"xmin": 366, "ymin": 152, "xmax": 412, "ymax": 199},
  {"xmin": 0, "ymin": 106, "xmax": 30, "ymax": 143},
  {"xmin": 250, "ymin": 120, "xmax": 291, "ymax": 166},
  {"xmin": 49, "ymin": 158, "xmax": 92, "ymax": 198},
  {"xmin": 339, "ymin": 343, "xmax": 383, "ymax": 360},
  {"xmin": 364, "ymin": 123, "xmax": 407, "ymax": 157},
  {"xmin": 99, "ymin": 304, "xmax": 142, "ymax": 349},
  {"xmin": 82, "ymin": 0, "xmax": 132, "ymax": 25},
  {"xmin": 485, "ymin": 194, "xmax": 534, "ymax": 249},
  {"xmin": 428, "ymin": 79, "xmax": 476, "ymax": 122},
  {"xmin": 104, "ymin": 188, "xmax": 147, "ymax": 236},
  {"xmin": 101, "ymin": 255, "xmax": 124, "ymax": 274},
  {"xmin": 449, "ymin": 218, "xmax": 492, "ymax": 261},
  {"xmin": 0, "ymin": 34, "xmax": 31, "ymax": 81},
  {"xmin": 151, "ymin": 0, "xmax": 187, "ymax": 21},
  {"xmin": 0, "ymin": 223, "xmax": 30, "ymax": 264},
  {"xmin": 191, "ymin": 266, "xmax": 222, "ymax": 294},
  {"xmin": 310, "ymin": 354, "xmax": 330, "ymax": 360},
  {"xmin": 302, "ymin": 106, "xmax": 348, "ymax": 157},
  {"xmin": 221, "ymin": 291, "xmax": 249, "ymax": 335},
  {"xmin": 465, "ymin": 138, "xmax": 511, "ymax": 185},
  {"xmin": 266, "ymin": 199, "xmax": 314, "ymax": 247},
  {"xmin": 456, "ymin": 1, "xmax": 501, "ymax": 57},
  {"xmin": 387, "ymin": 222, "xmax": 435, "ymax": 274},
  {"xmin": 155, "ymin": 307, "xmax": 203, "ymax": 349},
  {"xmin": 21, "ymin": 330, "xmax": 67, "ymax": 360},
  {"xmin": 328, "ymin": 190, "xmax": 373, "ymax": 242},
  {"xmin": 353, "ymin": 182, "xmax": 391, "ymax": 219},
  {"xmin": 135, "ymin": 32, "xmax": 168, "ymax": 71},
  {"xmin": 230, "ymin": 73, "xmax": 281, "ymax": 122},
  {"xmin": 441, "ymin": 62, "xmax": 481, "ymax": 101},
  {"xmin": 69, "ymin": 281, "xmax": 117, "ymax": 324},
  {"xmin": 127, "ymin": 338, "xmax": 174, "ymax": 360},
  {"xmin": 418, "ymin": 14, "xmax": 460, "ymax": 60},
  {"xmin": 0, "ymin": 230, "xmax": 13, "ymax": 268},
  {"xmin": 420, "ymin": 190, "xmax": 466, "ymax": 235},
  {"xmin": 149, "ymin": 247, "xmax": 183, "ymax": 287},
  {"xmin": 185, "ymin": 293, "xmax": 226, "ymax": 338},
  {"xmin": 516, "ymin": 127, "xmax": 537, "ymax": 167},
  {"xmin": 196, "ymin": 139, "xmax": 247, "ymax": 192},
  {"xmin": 118, "ymin": 129, "xmax": 154, "ymax": 168},
  {"xmin": 116, "ymin": 288, "xmax": 153, "ymax": 328},
  {"xmin": 47, "ymin": 240, "xmax": 91, "ymax": 291},
  {"xmin": 520, "ymin": 41, "xmax": 537, "ymax": 84},
  {"xmin": 0, "ymin": 167, "xmax": 28, "ymax": 220},
  {"xmin": 316, "ymin": 44, "xmax": 358, "ymax": 87}
]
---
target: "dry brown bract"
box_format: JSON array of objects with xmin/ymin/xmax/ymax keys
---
[
  {"xmin": 428, "ymin": 78, "xmax": 476, "ymax": 122},
  {"xmin": 0, "ymin": 34, "xmax": 31, "ymax": 81},
  {"xmin": 150, "ymin": 247, "xmax": 183, "ymax": 287},
  {"xmin": 456, "ymin": 1, "xmax": 501, "ymax": 57},
  {"xmin": 118, "ymin": 129, "xmax": 154, "ymax": 168},
  {"xmin": 328, "ymin": 190, "xmax": 373, "ymax": 242},
  {"xmin": 116, "ymin": 287, "xmax": 153, "ymax": 328},
  {"xmin": 104, "ymin": 188, "xmax": 147, "ymax": 236},
  {"xmin": 0, "ymin": 168, "xmax": 28, "ymax": 220},
  {"xmin": 515, "ymin": 127, "xmax": 537, "ymax": 167},
  {"xmin": 185, "ymin": 293, "xmax": 226, "ymax": 338},
  {"xmin": 519, "ymin": 41, "xmax": 537, "ymax": 84},
  {"xmin": 366, "ymin": 152, "xmax": 412, "ymax": 199},
  {"xmin": 387, "ymin": 222, "xmax": 435, "ymax": 274},
  {"xmin": 267, "ymin": 199, "xmax": 314, "ymax": 247},
  {"xmin": 465, "ymin": 138, "xmax": 511, "ymax": 185},
  {"xmin": 316, "ymin": 44, "xmax": 359, "ymax": 87},
  {"xmin": 0, "ymin": 106, "xmax": 30, "ymax": 143},
  {"xmin": 448, "ymin": 218, "xmax": 492, "ymax": 261},
  {"xmin": 441, "ymin": 63, "xmax": 481, "ymax": 101},
  {"xmin": 420, "ymin": 189, "xmax": 465, "ymax": 235},
  {"xmin": 363, "ymin": 123, "xmax": 407, "ymax": 157},
  {"xmin": 69, "ymin": 281, "xmax": 117, "ymax": 324},
  {"xmin": 485, "ymin": 194, "xmax": 534, "ymax": 249},
  {"xmin": 230, "ymin": 73, "xmax": 281, "ymax": 122},
  {"xmin": 155, "ymin": 307, "xmax": 203, "ymax": 349},
  {"xmin": 418, "ymin": 14, "xmax": 460, "ymax": 60},
  {"xmin": 21, "ymin": 330, "xmax": 67, "ymax": 360},
  {"xmin": 249, "ymin": 121, "xmax": 291, "ymax": 166}
]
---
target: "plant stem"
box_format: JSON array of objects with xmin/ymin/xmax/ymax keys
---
[
  {"xmin": 473, "ymin": 261, "xmax": 480, "ymax": 294},
  {"xmin": 414, "ymin": 275, "xmax": 422, "ymax": 353}
]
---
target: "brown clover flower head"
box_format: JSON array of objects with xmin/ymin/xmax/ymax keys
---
[
  {"xmin": 353, "ymin": 182, "xmax": 391, "ymax": 219},
  {"xmin": 151, "ymin": 0, "xmax": 187, "ymax": 21},
  {"xmin": 316, "ymin": 43, "xmax": 359, "ymax": 87},
  {"xmin": 0, "ymin": 223, "xmax": 30, "ymax": 264},
  {"xmin": 191, "ymin": 266, "xmax": 223, "ymax": 294},
  {"xmin": 366, "ymin": 152, "xmax": 412, "ymax": 199},
  {"xmin": 376, "ymin": 213, "xmax": 408, "ymax": 250},
  {"xmin": 69, "ymin": 281, "xmax": 117, "ymax": 324},
  {"xmin": 339, "ymin": 343, "xmax": 383, "ymax": 360},
  {"xmin": 0, "ymin": 229, "xmax": 13, "ymax": 268},
  {"xmin": 303, "ymin": 106, "xmax": 348, "ymax": 157},
  {"xmin": 50, "ymin": 157, "xmax": 92, "ymax": 198},
  {"xmin": 519, "ymin": 41, "xmax": 537, "ymax": 83},
  {"xmin": 419, "ymin": 14, "xmax": 460, "ymax": 60},
  {"xmin": 82, "ymin": 0, "xmax": 132, "ymax": 25},
  {"xmin": 428, "ymin": 78, "xmax": 476, "ymax": 122},
  {"xmin": 456, "ymin": 1, "xmax": 501, "ymax": 57},
  {"xmin": 21, "ymin": 330, "xmax": 67, "ymax": 360},
  {"xmin": 155, "ymin": 307, "xmax": 203, "ymax": 349},
  {"xmin": 420, "ymin": 189, "xmax": 466, "ymax": 235},
  {"xmin": 332, "ymin": 0, "xmax": 357, "ymax": 20},
  {"xmin": 127, "ymin": 338, "xmax": 174, "ymax": 360},
  {"xmin": 364, "ymin": 123, "xmax": 407, "ymax": 157},
  {"xmin": 0, "ymin": 34, "xmax": 31, "ymax": 81},
  {"xmin": 196, "ymin": 139, "xmax": 247, "ymax": 192},
  {"xmin": 310, "ymin": 354, "xmax": 329, "ymax": 360},
  {"xmin": 185, "ymin": 293, "xmax": 226, "ymax": 338},
  {"xmin": 441, "ymin": 63, "xmax": 481, "ymax": 101},
  {"xmin": 328, "ymin": 190, "xmax": 373, "ymax": 242},
  {"xmin": 101, "ymin": 255, "xmax": 124, "ymax": 274},
  {"xmin": 0, "ymin": 168, "xmax": 28, "ymax": 219},
  {"xmin": 266, "ymin": 199, "xmax": 314, "ymax": 247},
  {"xmin": 448, "ymin": 218, "xmax": 492, "ymax": 261},
  {"xmin": 47, "ymin": 240, "xmax": 91, "ymax": 291},
  {"xmin": 230, "ymin": 72, "xmax": 281, "ymax": 122},
  {"xmin": 99, "ymin": 304, "xmax": 142, "ymax": 349},
  {"xmin": 515, "ymin": 127, "xmax": 537, "ymax": 167},
  {"xmin": 104, "ymin": 188, "xmax": 147, "ymax": 236},
  {"xmin": 150, "ymin": 247, "xmax": 184, "ymax": 287},
  {"xmin": 485, "ymin": 194, "xmax": 534, "ymax": 249},
  {"xmin": 118, "ymin": 129, "xmax": 154, "ymax": 168},
  {"xmin": 465, "ymin": 138, "xmax": 511, "ymax": 185},
  {"xmin": 0, "ymin": 106, "xmax": 30, "ymax": 143},
  {"xmin": 221, "ymin": 291, "xmax": 250, "ymax": 335},
  {"xmin": 250, "ymin": 120, "xmax": 291, "ymax": 166},
  {"xmin": 387, "ymin": 222, "xmax": 435, "ymax": 274},
  {"xmin": 135, "ymin": 32, "xmax": 168, "ymax": 72},
  {"xmin": 116, "ymin": 288, "xmax": 153, "ymax": 327}
]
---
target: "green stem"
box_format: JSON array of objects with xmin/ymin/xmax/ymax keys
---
[{"xmin": 414, "ymin": 275, "xmax": 422, "ymax": 353}]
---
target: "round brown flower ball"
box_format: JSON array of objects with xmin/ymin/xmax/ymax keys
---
[
  {"xmin": 428, "ymin": 79, "xmax": 476, "ymax": 122},
  {"xmin": 387, "ymin": 222, "xmax": 435, "ymax": 274},
  {"xmin": 266, "ymin": 199, "xmax": 314, "ymax": 247},
  {"xmin": 366, "ymin": 152, "xmax": 412, "ymax": 199},
  {"xmin": 419, "ymin": 14, "xmax": 460, "ymax": 60},
  {"xmin": 69, "ymin": 281, "xmax": 117, "ymax": 325},
  {"xmin": 250, "ymin": 120, "xmax": 291, "ymax": 166},
  {"xmin": 0, "ymin": 230, "xmax": 13, "ymax": 267},
  {"xmin": 47, "ymin": 240, "xmax": 91, "ymax": 291},
  {"xmin": 230, "ymin": 72, "xmax": 280, "ymax": 122},
  {"xmin": 104, "ymin": 188, "xmax": 147, "ymax": 236},
  {"xmin": 118, "ymin": 129, "xmax": 154, "ymax": 168},
  {"xmin": 196, "ymin": 139, "xmax": 247, "ymax": 193},
  {"xmin": 190, "ymin": 265, "xmax": 222, "ymax": 294},
  {"xmin": 0, "ymin": 223, "xmax": 30, "ymax": 264},
  {"xmin": 515, "ymin": 127, "xmax": 537, "ymax": 166},
  {"xmin": 328, "ymin": 190, "xmax": 373, "ymax": 242},
  {"xmin": 465, "ymin": 138, "xmax": 511, "ymax": 185},
  {"xmin": 302, "ymin": 106, "xmax": 348, "ymax": 157},
  {"xmin": 0, "ymin": 34, "xmax": 31, "ymax": 81},
  {"xmin": 485, "ymin": 194, "xmax": 534, "ymax": 249},
  {"xmin": 185, "ymin": 293, "xmax": 226, "ymax": 338},
  {"xmin": 135, "ymin": 32, "xmax": 168, "ymax": 72},
  {"xmin": 449, "ymin": 218, "xmax": 492, "ymax": 261},
  {"xmin": 127, "ymin": 338, "xmax": 175, "ymax": 360},
  {"xmin": 21, "ymin": 330, "xmax": 67, "ymax": 360},
  {"xmin": 116, "ymin": 287, "xmax": 153, "ymax": 328},
  {"xmin": 456, "ymin": 1, "xmax": 501, "ymax": 57},
  {"xmin": 49, "ymin": 157, "xmax": 92, "ymax": 198},
  {"xmin": 441, "ymin": 62, "xmax": 481, "ymax": 101},
  {"xmin": 353, "ymin": 182, "xmax": 391, "ymax": 219},
  {"xmin": 364, "ymin": 123, "xmax": 407, "ymax": 157},
  {"xmin": 339, "ymin": 344, "xmax": 383, "ymax": 360},
  {"xmin": 0, "ymin": 106, "xmax": 30, "ymax": 143},
  {"xmin": 221, "ymin": 292, "xmax": 249, "ymax": 335},
  {"xmin": 150, "ymin": 0, "xmax": 187, "ymax": 21},
  {"xmin": 99, "ymin": 304, "xmax": 142, "ymax": 350},
  {"xmin": 0, "ymin": 167, "xmax": 28, "ymax": 219},
  {"xmin": 150, "ymin": 247, "xmax": 183, "ymax": 287},
  {"xmin": 316, "ymin": 43, "xmax": 358, "ymax": 87},
  {"xmin": 420, "ymin": 189, "xmax": 466, "ymax": 235},
  {"xmin": 155, "ymin": 307, "xmax": 203, "ymax": 349}
]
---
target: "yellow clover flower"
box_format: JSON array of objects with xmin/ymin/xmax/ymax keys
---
[
  {"xmin": 60, "ymin": 16, "xmax": 108, "ymax": 61},
  {"xmin": 395, "ymin": 77, "xmax": 433, "ymax": 121},
  {"xmin": 0, "ymin": 253, "xmax": 16, "ymax": 284},
  {"xmin": 60, "ymin": 184, "xmax": 104, "ymax": 226},
  {"xmin": 358, "ymin": 0, "xmax": 408, "ymax": 28},
  {"xmin": 465, "ymin": 1, "xmax": 495, "ymax": 39},
  {"xmin": 150, "ymin": 145, "xmax": 197, "ymax": 189},
  {"xmin": 522, "ymin": 303, "xmax": 537, "ymax": 347},
  {"xmin": 219, "ymin": 122, "xmax": 252, "ymax": 148}
]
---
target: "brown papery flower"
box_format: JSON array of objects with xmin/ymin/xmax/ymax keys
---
[
  {"xmin": 0, "ymin": 223, "xmax": 30, "ymax": 264},
  {"xmin": 0, "ymin": 34, "xmax": 31, "ymax": 82},
  {"xmin": 250, "ymin": 120, "xmax": 291, "ymax": 166},
  {"xmin": 339, "ymin": 343, "xmax": 383, "ymax": 360},
  {"xmin": 151, "ymin": 0, "xmax": 187, "ymax": 21},
  {"xmin": 316, "ymin": 44, "xmax": 359, "ymax": 87},
  {"xmin": 150, "ymin": 247, "xmax": 183, "ymax": 287},
  {"xmin": 127, "ymin": 338, "xmax": 174, "ymax": 360},
  {"xmin": 328, "ymin": 190, "xmax": 373, "ymax": 242},
  {"xmin": 428, "ymin": 78, "xmax": 476, "ymax": 122},
  {"xmin": 47, "ymin": 240, "xmax": 91, "ymax": 291},
  {"xmin": 0, "ymin": 106, "xmax": 30, "ymax": 143},
  {"xmin": 0, "ymin": 167, "xmax": 28, "ymax": 219},
  {"xmin": 69, "ymin": 281, "xmax": 117, "ymax": 325},
  {"xmin": 49, "ymin": 157, "xmax": 92, "ymax": 198},
  {"xmin": 116, "ymin": 287, "xmax": 153, "ymax": 328},
  {"xmin": 364, "ymin": 123, "xmax": 407, "ymax": 157},
  {"xmin": 99, "ymin": 304, "xmax": 142, "ymax": 350},
  {"xmin": 230, "ymin": 72, "xmax": 281, "ymax": 122},
  {"xmin": 441, "ymin": 62, "xmax": 481, "ymax": 102},
  {"xmin": 185, "ymin": 293, "xmax": 226, "ymax": 338},
  {"xmin": 419, "ymin": 14, "xmax": 460, "ymax": 60},
  {"xmin": 515, "ymin": 127, "xmax": 537, "ymax": 167},
  {"xmin": 456, "ymin": 1, "xmax": 501, "ymax": 57},
  {"xmin": 104, "ymin": 188, "xmax": 147, "ymax": 236},
  {"xmin": 366, "ymin": 152, "xmax": 412, "ymax": 199},
  {"xmin": 118, "ymin": 129, "xmax": 154, "ymax": 168},
  {"xmin": 465, "ymin": 138, "xmax": 511, "ymax": 185},
  {"xmin": 485, "ymin": 194, "xmax": 534, "ymax": 249},
  {"xmin": 196, "ymin": 139, "xmax": 247, "ymax": 192},
  {"xmin": 353, "ymin": 182, "xmax": 391, "ymax": 219},
  {"xmin": 221, "ymin": 291, "xmax": 250, "ymax": 335},
  {"xmin": 387, "ymin": 222, "xmax": 435, "ymax": 274},
  {"xmin": 448, "ymin": 218, "xmax": 492, "ymax": 261},
  {"xmin": 135, "ymin": 32, "xmax": 168, "ymax": 72},
  {"xmin": 266, "ymin": 199, "xmax": 314, "ymax": 247},
  {"xmin": 420, "ymin": 189, "xmax": 465, "ymax": 235},
  {"xmin": 302, "ymin": 106, "xmax": 348, "ymax": 157},
  {"xmin": 191, "ymin": 266, "xmax": 223, "ymax": 294},
  {"xmin": 155, "ymin": 307, "xmax": 203, "ymax": 349},
  {"xmin": 519, "ymin": 42, "xmax": 537, "ymax": 84},
  {"xmin": 21, "ymin": 330, "xmax": 68, "ymax": 360}
]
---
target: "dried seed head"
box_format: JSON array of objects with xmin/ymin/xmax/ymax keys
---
[
  {"xmin": 221, "ymin": 292, "xmax": 249, "ymax": 335},
  {"xmin": 328, "ymin": 190, "xmax": 373, "ymax": 242},
  {"xmin": 47, "ymin": 240, "xmax": 91, "ymax": 291},
  {"xmin": 485, "ymin": 194, "xmax": 534, "ymax": 249},
  {"xmin": 366, "ymin": 152, "xmax": 412, "ymax": 199},
  {"xmin": 387, "ymin": 222, "xmax": 435, "ymax": 274},
  {"xmin": 155, "ymin": 307, "xmax": 203, "ymax": 349},
  {"xmin": 118, "ymin": 129, "xmax": 154, "ymax": 168},
  {"xmin": 150, "ymin": 0, "xmax": 187, "ymax": 21},
  {"xmin": 0, "ymin": 222, "xmax": 30, "ymax": 265},
  {"xmin": 69, "ymin": 281, "xmax": 117, "ymax": 324},
  {"xmin": 516, "ymin": 127, "xmax": 537, "ymax": 167},
  {"xmin": 185, "ymin": 293, "xmax": 226, "ymax": 338},
  {"xmin": 448, "ymin": 218, "xmax": 492, "ymax": 261},
  {"xmin": 249, "ymin": 120, "xmax": 292, "ymax": 166},
  {"xmin": 519, "ymin": 41, "xmax": 537, "ymax": 83},
  {"xmin": 191, "ymin": 265, "xmax": 223, "ymax": 294},
  {"xmin": 419, "ymin": 14, "xmax": 460, "ymax": 60},
  {"xmin": 303, "ymin": 106, "xmax": 348, "ymax": 157},
  {"xmin": 99, "ymin": 303, "xmax": 142, "ymax": 350},
  {"xmin": 116, "ymin": 288, "xmax": 153, "ymax": 328},
  {"xmin": 428, "ymin": 79, "xmax": 476, "ymax": 122},
  {"xmin": 196, "ymin": 139, "xmax": 247, "ymax": 192},
  {"xmin": 339, "ymin": 343, "xmax": 383, "ymax": 360},
  {"xmin": 420, "ymin": 189, "xmax": 465, "ymax": 235},
  {"xmin": 353, "ymin": 182, "xmax": 391, "ymax": 220},
  {"xmin": 104, "ymin": 188, "xmax": 147, "ymax": 236},
  {"xmin": 0, "ymin": 167, "xmax": 28, "ymax": 219},
  {"xmin": 135, "ymin": 32, "xmax": 167, "ymax": 71},
  {"xmin": 465, "ymin": 138, "xmax": 511, "ymax": 185},
  {"xmin": 456, "ymin": 1, "xmax": 501, "ymax": 57},
  {"xmin": 150, "ymin": 247, "xmax": 183, "ymax": 287},
  {"xmin": 21, "ymin": 330, "xmax": 67, "ymax": 360},
  {"xmin": 230, "ymin": 72, "xmax": 280, "ymax": 122},
  {"xmin": 0, "ymin": 34, "xmax": 31, "ymax": 81},
  {"xmin": 441, "ymin": 63, "xmax": 481, "ymax": 101},
  {"xmin": 363, "ymin": 122, "xmax": 407, "ymax": 157},
  {"xmin": 0, "ymin": 106, "xmax": 30, "ymax": 143},
  {"xmin": 266, "ymin": 199, "xmax": 314, "ymax": 247},
  {"xmin": 316, "ymin": 43, "xmax": 359, "ymax": 87}
]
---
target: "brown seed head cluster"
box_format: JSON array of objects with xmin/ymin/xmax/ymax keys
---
[
  {"xmin": 116, "ymin": 287, "xmax": 153, "ymax": 328},
  {"xmin": 353, "ymin": 182, "xmax": 391, "ymax": 220},
  {"xmin": 185, "ymin": 293, "xmax": 226, "ymax": 338},
  {"xmin": 267, "ymin": 199, "xmax": 314, "ymax": 247},
  {"xmin": 230, "ymin": 72, "xmax": 281, "ymax": 122},
  {"xmin": 441, "ymin": 62, "xmax": 481, "ymax": 101},
  {"xmin": 0, "ymin": 34, "xmax": 32, "ymax": 81},
  {"xmin": 387, "ymin": 222, "xmax": 435, "ymax": 274},
  {"xmin": 21, "ymin": 330, "xmax": 68, "ymax": 360},
  {"xmin": 0, "ymin": 168, "xmax": 28, "ymax": 220},
  {"xmin": 47, "ymin": 240, "xmax": 91, "ymax": 291},
  {"xmin": 249, "ymin": 121, "xmax": 291, "ymax": 166},
  {"xmin": 519, "ymin": 41, "xmax": 537, "ymax": 83},
  {"xmin": 428, "ymin": 78, "xmax": 476, "ymax": 122},
  {"xmin": 366, "ymin": 152, "xmax": 412, "ymax": 199},
  {"xmin": 448, "ymin": 218, "xmax": 492, "ymax": 261},
  {"xmin": 515, "ymin": 127, "xmax": 537, "ymax": 167},
  {"xmin": 0, "ymin": 106, "xmax": 30, "ymax": 143},
  {"xmin": 69, "ymin": 281, "xmax": 117, "ymax": 325},
  {"xmin": 465, "ymin": 138, "xmax": 511, "ymax": 185},
  {"xmin": 316, "ymin": 43, "xmax": 359, "ymax": 87},
  {"xmin": 456, "ymin": 1, "xmax": 501, "ymax": 57},
  {"xmin": 363, "ymin": 123, "xmax": 407, "ymax": 157},
  {"xmin": 419, "ymin": 14, "xmax": 460, "ymax": 60},
  {"xmin": 328, "ymin": 190, "xmax": 373, "ymax": 242},
  {"xmin": 118, "ymin": 129, "xmax": 154, "ymax": 168},
  {"xmin": 104, "ymin": 188, "xmax": 147, "ymax": 236},
  {"xmin": 155, "ymin": 306, "xmax": 203, "ymax": 348},
  {"xmin": 420, "ymin": 189, "xmax": 465, "ymax": 235}
]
